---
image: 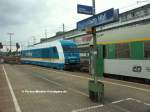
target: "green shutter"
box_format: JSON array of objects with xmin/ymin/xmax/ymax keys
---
[{"xmin": 130, "ymin": 42, "xmax": 144, "ymax": 59}]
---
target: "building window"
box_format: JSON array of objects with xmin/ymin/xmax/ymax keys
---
[
  {"xmin": 116, "ymin": 43, "xmax": 130, "ymax": 58},
  {"xmin": 144, "ymin": 41, "xmax": 150, "ymax": 58},
  {"xmin": 135, "ymin": 10, "xmax": 145, "ymax": 17},
  {"xmin": 147, "ymin": 8, "xmax": 150, "ymax": 14},
  {"xmin": 126, "ymin": 13, "xmax": 133, "ymax": 20}
]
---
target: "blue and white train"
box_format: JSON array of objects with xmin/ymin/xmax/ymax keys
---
[{"xmin": 21, "ymin": 40, "xmax": 80, "ymax": 69}]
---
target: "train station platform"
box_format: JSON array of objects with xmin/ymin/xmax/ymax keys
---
[{"xmin": 0, "ymin": 64, "xmax": 150, "ymax": 112}]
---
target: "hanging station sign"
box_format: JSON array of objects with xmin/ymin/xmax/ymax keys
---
[{"xmin": 77, "ymin": 4, "xmax": 93, "ymax": 15}]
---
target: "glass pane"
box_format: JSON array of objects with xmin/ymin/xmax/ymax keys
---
[
  {"xmin": 116, "ymin": 43, "xmax": 129, "ymax": 58},
  {"xmin": 144, "ymin": 41, "xmax": 150, "ymax": 58}
]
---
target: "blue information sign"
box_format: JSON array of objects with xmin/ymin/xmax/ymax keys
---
[
  {"xmin": 77, "ymin": 4, "xmax": 93, "ymax": 15},
  {"xmin": 77, "ymin": 8, "xmax": 119, "ymax": 30}
]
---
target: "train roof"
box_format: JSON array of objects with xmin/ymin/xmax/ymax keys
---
[
  {"xmin": 22, "ymin": 40, "xmax": 76, "ymax": 51},
  {"xmin": 60, "ymin": 40, "xmax": 76, "ymax": 45}
]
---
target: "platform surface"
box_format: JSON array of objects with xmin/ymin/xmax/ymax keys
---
[{"xmin": 0, "ymin": 64, "xmax": 150, "ymax": 112}]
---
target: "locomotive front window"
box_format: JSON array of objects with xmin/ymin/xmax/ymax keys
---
[{"xmin": 63, "ymin": 45, "xmax": 78, "ymax": 52}]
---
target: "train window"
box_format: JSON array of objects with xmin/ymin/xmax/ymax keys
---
[
  {"xmin": 80, "ymin": 52, "xmax": 89, "ymax": 57},
  {"xmin": 62, "ymin": 45, "xmax": 78, "ymax": 52},
  {"xmin": 79, "ymin": 47, "xmax": 89, "ymax": 57},
  {"xmin": 51, "ymin": 47, "xmax": 59, "ymax": 58},
  {"xmin": 144, "ymin": 41, "xmax": 150, "ymax": 58},
  {"xmin": 25, "ymin": 51, "xmax": 32, "ymax": 58},
  {"xmin": 116, "ymin": 43, "xmax": 130, "ymax": 58},
  {"xmin": 41, "ymin": 48, "xmax": 49, "ymax": 58},
  {"xmin": 32, "ymin": 49, "xmax": 41, "ymax": 58},
  {"xmin": 53, "ymin": 47, "xmax": 57, "ymax": 53}
]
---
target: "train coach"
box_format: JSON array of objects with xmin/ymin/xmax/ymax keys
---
[
  {"xmin": 21, "ymin": 40, "xmax": 80, "ymax": 69},
  {"xmin": 75, "ymin": 7, "xmax": 150, "ymax": 82}
]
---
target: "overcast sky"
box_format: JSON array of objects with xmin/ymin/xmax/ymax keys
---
[{"xmin": 0, "ymin": 0, "xmax": 148, "ymax": 49}]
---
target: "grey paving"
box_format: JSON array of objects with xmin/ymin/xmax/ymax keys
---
[{"xmin": 0, "ymin": 64, "xmax": 150, "ymax": 112}]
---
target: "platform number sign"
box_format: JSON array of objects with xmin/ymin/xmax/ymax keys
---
[{"xmin": 77, "ymin": 4, "xmax": 93, "ymax": 15}]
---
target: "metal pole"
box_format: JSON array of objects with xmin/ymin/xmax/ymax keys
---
[
  {"xmin": 10, "ymin": 35, "xmax": 11, "ymax": 52},
  {"xmin": 87, "ymin": 0, "xmax": 104, "ymax": 102},
  {"xmin": 45, "ymin": 29, "xmax": 47, "ymax": 38},
  {"xmin": 92, "ymin": 0, "xmax": 95, "ymax": 15},
  {"xmin": 32, "ymin": 36, "xmax": 36, "ymax": 45},
  {"xmin": 7, "ymin": 33, "xmax": 14, "ymax": 54},
  {"xmin": 92, "ymin": 0, "xmax": 98, "ymax": 83},
  {"xmin": 63, "ymin": 24, "xmax": 65, "ymax": 33},
  {"xmin": 63, "ymin": 24, "xmax": 65, "ymax": 39}
]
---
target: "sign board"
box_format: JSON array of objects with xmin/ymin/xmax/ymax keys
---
[
  {"xmin": 74, "ymin": 34, "xmax": 92, "ymax": 44},
  {"xmin": 77, "ymin": 4, "xmax": 93, "ymax": 15},
  {"xmin": 77, "ymin": 8, "xmax": 119, "ymax": 30}
]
